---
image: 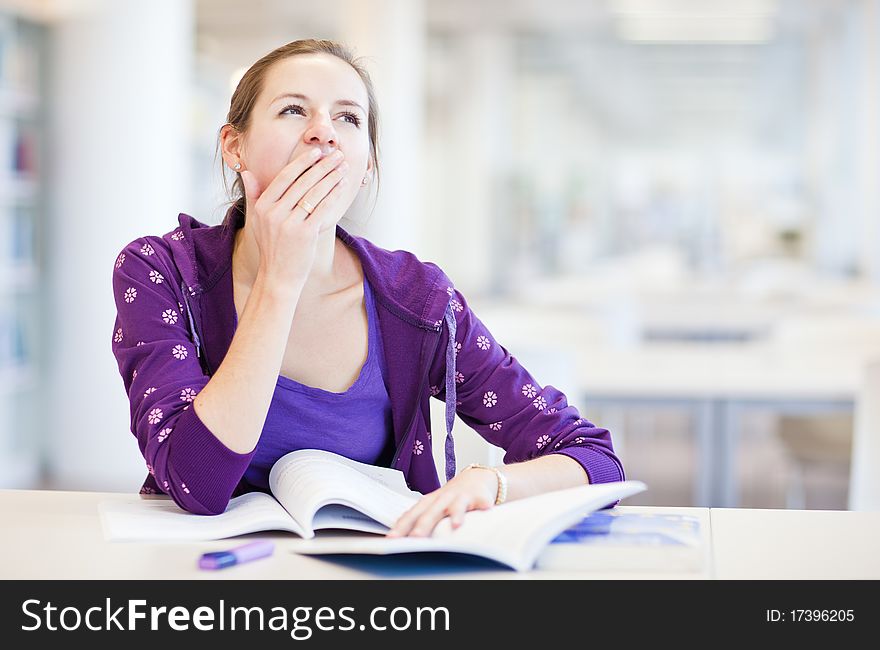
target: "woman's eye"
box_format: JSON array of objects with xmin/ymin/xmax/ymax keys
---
[{"xmin": 280, "ymin": 104, "xmax": 361, "ymax": 127}]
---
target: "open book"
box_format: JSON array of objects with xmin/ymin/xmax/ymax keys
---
[
  {"xmin": 99, "ymin": 449, "xmax": 425, "ymax": 541},
  {"xmin": 291, "ymin": 479, "xmax": 646, "ymax": 571},
  {"xmin": 100, "ymin": 449, "xmax": 645, "ymax": 570}
]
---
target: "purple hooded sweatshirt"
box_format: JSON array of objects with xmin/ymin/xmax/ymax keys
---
[{"xmin": 111, "ymin": 204, "xmax": 624, "ymax": 515}]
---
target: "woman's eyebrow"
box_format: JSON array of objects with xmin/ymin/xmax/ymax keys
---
[{"xmin": 271, "ymin": 92, "xmax": 366, "ymax": 113}]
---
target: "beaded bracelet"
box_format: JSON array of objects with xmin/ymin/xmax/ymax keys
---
[{"xmin": 465, "ymin": 463, "xmax": 508, "ymax": 505}]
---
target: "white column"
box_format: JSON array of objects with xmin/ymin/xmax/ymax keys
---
[
  {"xmin": 806, "ymin": 0, "xmax": 880, "ymax": 279},
  {"xmin": 45, "ymin": 0, "xmax": 194, "ymax": 490},
  {"xmin": 856, "ymin": 0, "xmax": 880, "ymax": 283},
  {"xmin": 453, "ymin": 30, "xmax": 515, "ymax": 296},
  {"xmin": 421, "ymin": 30, "xmax": 515, "ymax": 296},
  {"xmin": 337, "ymin": 0, "xmax": 426, "ymax": 254}
]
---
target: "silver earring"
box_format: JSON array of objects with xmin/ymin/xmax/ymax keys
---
[
  {"xmin": 361, "ymin": 176, "xmax": 368, "ymax": 186},
  {"xmin": 233, "ymin": 162, "xmax": 242, "ymax": 171}
]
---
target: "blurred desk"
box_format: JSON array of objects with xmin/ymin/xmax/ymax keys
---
[
  {"xmin": 575, "ymin": 343, "xmax": 861, "ymax": 507},
  {"xmin": 574, "ymin": 343, "xmax": 863, "ymax": 401},
  {"xmin": 477, "ymin": 302, "xmax": 873, "ymax": 507},
  {"xmin": 3, "ymin": 489, "xmax": 880, "ymax": 579}
]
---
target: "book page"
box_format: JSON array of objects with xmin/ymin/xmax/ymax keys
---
[
  {"xmin": 292, "ymin": 481, "xmax": 647, "ymax": 571},
  {"xmin": 269, "ymin": 449, "xmax": 421, "ymax": 538},
  {"xmin": 426, "ymin": 481, "xmax": 648, "ymax": 568},
  {"xmin": 310, "ymin": 504, "xmax": 392, "ymax": 535},
  {"xmin": 99, "ymin": 491, "xmax": 306, "ymax": 541}
]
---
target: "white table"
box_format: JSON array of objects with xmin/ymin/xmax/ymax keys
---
[
  {"xmin": 709, "ymin": 507, "xmax": 880, "ymax": 579},
  {"xmin": 4, "ymin": 489, "xmax": 880, "ymax": 579}
]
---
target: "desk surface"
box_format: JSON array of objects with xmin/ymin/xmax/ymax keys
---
[
  {"xmin": 4, "ymin": 489, "xmax": 880, "ymax": 579},
  {"xmin": 710, "ymin": 508, "xmax": 880, "ymax": 579}
]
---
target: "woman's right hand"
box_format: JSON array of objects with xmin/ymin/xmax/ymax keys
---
[{"xmin": 240, "ymin": 146, "xmax": 349, "ymax": 291}]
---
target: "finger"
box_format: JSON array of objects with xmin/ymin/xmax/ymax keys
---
[
  {"xmin": 449, "ymin": 495, "xmax": 470, "ymax": 529},
  {"xmin": 474, "ymin": 493, "xmax": 494, "ymax": 510},
  {"xmin": 389, "ymin": 492, "xmax": 447, "ymax": 538},
  {"xmin": 301, "ymin": 173, "xmax": 348, "ymax": 230},
  {"xmin": 279, "ymin": 154, "xmax": 347, "ymax": 217},
  {"xmin": 240, "ymin": 170, "xmax": 260, "ymax": 203},
  {"xmin": 409, "ymin": 497, "xmax": 457, "ymax": 537},
  {"xmin": 387, "ymin": 496, "xmax": 436, "ymax": 538},
  {"xmin": 269, "ymin": 149, "xmax": 345, "ymax": 216},
  {"xmin": 260, "ymin": 146, "xmax": 324, "ymax": 206},
  {"xmin": 287, "ymin": 194, "xmax": 321, "ymax": 225},
  {"xmin": 299, "ymin": 160, "xmax": 348, "ymax": 215},
  {"xmin": 387, "ymin": 509, "xmax": 423, "ymax": 538}
]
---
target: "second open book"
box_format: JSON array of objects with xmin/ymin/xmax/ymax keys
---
[{"xmin": 99, "ymin": 449, "xmax": 645, "ymax": 571}]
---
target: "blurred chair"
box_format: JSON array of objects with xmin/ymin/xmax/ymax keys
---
[
  {"xmin": 771, "ymin": 317, "xmax": 879, "ymax": 509},
  {"xmin": 776, "ymin": 413, "xmax": 852, "ymax": 510},
  {"xmin": 849, "ymin": 360, "xmax": 880, "ymax": 510}
]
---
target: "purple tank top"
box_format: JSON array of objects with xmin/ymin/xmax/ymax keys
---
[{"xmin": 242, "ymin": 274, "xmax": 395, "ymax": 489}]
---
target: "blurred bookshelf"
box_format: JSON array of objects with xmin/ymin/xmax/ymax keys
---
[{"xmin": 0, "ymin": 11, "xmax": 45, "ymax": 488}]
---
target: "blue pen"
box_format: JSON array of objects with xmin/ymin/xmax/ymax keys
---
[{"xmin": 198, "ymin": 540, "xmax": 275, "ymax": 570}]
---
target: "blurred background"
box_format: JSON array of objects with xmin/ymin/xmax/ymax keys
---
[{"xmin": 1, "ymin": 0, "xmax": 879, "ymax": 510}]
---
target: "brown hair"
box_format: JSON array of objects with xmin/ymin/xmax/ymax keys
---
[{"xmin": 215, "ymin": 39, "xmax": 380, "ymax": 229}]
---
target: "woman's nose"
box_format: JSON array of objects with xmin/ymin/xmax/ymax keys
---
[{"xmin": 303, "ymin": 116, "xmax": 337, "ymax": 153}]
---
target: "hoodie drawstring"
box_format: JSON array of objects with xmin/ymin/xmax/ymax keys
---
[
  {"xmin": 180, "ymin": 281, "xmax": 201, "ymax": 358},
  {"xmin": 443, "ymin": 301, "xmax": 457, "ymax": 482}
]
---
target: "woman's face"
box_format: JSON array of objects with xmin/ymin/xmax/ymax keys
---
[{"xmin": 225, "ymin": 53, "xmax": 372, "ymax": 215}]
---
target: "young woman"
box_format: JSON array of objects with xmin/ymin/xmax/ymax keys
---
[{"xmin": 111, "ymin": 39, "xmax": 623, "ymax": 537}]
